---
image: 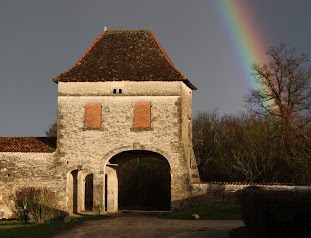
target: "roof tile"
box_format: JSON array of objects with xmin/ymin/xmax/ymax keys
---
[
  {"xmin": 53, "ymin": 30, "xmax": 196, "ymax": 90},
  {"xmin": 0, "ymin": 137, "xmax": 56, "ymax": 153}
]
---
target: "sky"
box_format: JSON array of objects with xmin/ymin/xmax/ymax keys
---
[{"xmin": 0, "ymin": 0, "xmax": 311, "ymax": 136}]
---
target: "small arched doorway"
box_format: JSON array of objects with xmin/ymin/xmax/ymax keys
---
[
  {"xmin": 105, "ymin": 150, "xmax": 171, "ymax": 212},
  {"xmin": 67, "ymin": 169, "xmax": 94, "ymax": 214},
  {"xmin": 85, "ymin": 173, "xmax": 94, "ymax": 211}
]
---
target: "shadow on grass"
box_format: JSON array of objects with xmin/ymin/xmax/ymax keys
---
[
  {"xmin": 161, "ymin": 204, "xmax": 242, "ymax": 220},
  {"xmin": 0, "ymin": 215, "xmax": 110, "ymax": 238}
]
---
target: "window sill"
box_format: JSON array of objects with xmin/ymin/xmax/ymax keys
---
[
  {"xmin": 130, "ymin": 127, "xmax": 153, "ymax": 132},
  {"xmin": 82, "ymin": 127, "xmax": 104, "ymax": 131}
]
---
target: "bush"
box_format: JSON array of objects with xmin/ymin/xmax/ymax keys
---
[
  {"xmin": 8, "ymin": 186, "xmax": 65, "ymax": 223},
  {"xmin": 193, "ymin": 110, "xmax": 311, "ymax": 183},
  {"xmin": 239, "ymin": 187, "xmax": 311, "ymax": 238}
]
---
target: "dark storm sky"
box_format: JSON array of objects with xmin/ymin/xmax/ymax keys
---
[{"xmin": 0, "ymin": 0, "xmax": 310, "ymax": 136}]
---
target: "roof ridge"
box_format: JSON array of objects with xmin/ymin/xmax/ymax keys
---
[{"xmin": 105, "ymin": 29, "xmax": 149, "ymax": 32}]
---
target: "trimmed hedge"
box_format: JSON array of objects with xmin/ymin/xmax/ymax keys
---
[{"xmin": 239, "ymin": 187, "xmax": 311, "ymax": 238}]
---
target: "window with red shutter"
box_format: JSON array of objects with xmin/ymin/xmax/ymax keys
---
[
  {"xmin": 133, "ymin": 102, "xmax": 151, "ymax": 128},
  {"xmin": 85, "ymin": 102, "xmax": 102, "ymax": 129}
]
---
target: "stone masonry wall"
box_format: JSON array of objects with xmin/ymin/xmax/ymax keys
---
[
  {"xmin": 57, "ymin": 81, "xmax": 195, "ymax": 210},
  {"xmin": 181, "ymin": 82, "xmax": 200, "ymax": 183},
  {"xmin": 190, "ymin": 183, "xmax": 311, "ymax": 206},
  {"xmin": 0, "ymin": 152, "xmax": 66, "ymax": 218},
  {"xmin": 0, "ymin": 80, "xmax": 199, "ymax": 217}
]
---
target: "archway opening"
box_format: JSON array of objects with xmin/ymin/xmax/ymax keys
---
[
  {"xmin": 70, "ymin": 170, "xmax": 78, "ymax": 214},
  {"xmin": 85, "ymin": 173, "xmax": 93, "ymax": 211},
  {"xmin": 108, "ymin": 150, "xmax": 171, "ymax": 211},
  {"xmin": 67, "ymin": 169, "xmax": 94, "ymax": 214}
]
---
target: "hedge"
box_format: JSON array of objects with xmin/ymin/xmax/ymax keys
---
[{"xmin": 239, "ymin": 186, "xmax": 311, "ymax": 238}]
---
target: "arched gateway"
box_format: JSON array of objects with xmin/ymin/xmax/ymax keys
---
[
  {"xmin": 0, "ymin": 30, "xmax": 200, "ymax": 217},
  {"xmin": 105, "ymin": 150, "xmax": 171, "ymax": 212},
  {"xmin": 54, "ymin": 30, "xmax": 200, "ymax": 213}
]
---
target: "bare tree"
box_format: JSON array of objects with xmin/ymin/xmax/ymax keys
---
[
  {"xmin": 244, "ymin": 43, "xmax": 311, "ymax": 130},
  {"xmin": 45, "ymin": 121, "xmax": 57, "ymax": 137}
]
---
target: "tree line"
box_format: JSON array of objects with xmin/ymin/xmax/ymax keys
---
[{"xmin": 193, "ymin": 43, "xmax": 311, "ymax": 183}]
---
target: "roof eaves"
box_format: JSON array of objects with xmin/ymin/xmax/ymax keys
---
[
  {"xmin": 52, "ymin": 29, "xmax": 197, "ymax": 90},
  {"xmin": 149, "ymin": 31, "xmax": 196, "ymax": 90},
  {"xmin": 184, "ymin": 79, "xmax": 197, "ymax": 90},
  {"xmin": 149, "ymin": 31, "xmax": 186, "ymax": 79}
]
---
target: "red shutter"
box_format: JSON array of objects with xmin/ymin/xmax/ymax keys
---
[
  {"xmin": 134, "ymin": 102, "xmax": 151, "ymax": 128},
  {"xmin": 85, "ymin": 103, "xmax": 102, "ymax": 129}
]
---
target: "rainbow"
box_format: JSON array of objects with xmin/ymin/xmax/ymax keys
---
[{"xmin": 210, "ymin": 0, "xmax": 269, "ymax": 90}]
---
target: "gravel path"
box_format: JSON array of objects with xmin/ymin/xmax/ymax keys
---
[{"xmin": 51, "ymin": 212, "xmax": 244, "ymax": 238}]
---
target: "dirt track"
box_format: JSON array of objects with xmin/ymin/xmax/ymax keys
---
[{"xmin": 51, "ymin": 212, "xmax": 244, "ymax": 238}]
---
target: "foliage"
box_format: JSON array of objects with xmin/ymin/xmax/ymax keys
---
[
  {"xmin": 45, "ymin": 121, "xmax": 57, "ymax": 137},
  {"xmin": 161, "ymin": 204, "xmax": 241, "ymax": 220},
  {"xmin": 7, "ymin": 186, "xmax": 64, "ymax": 223},
  {"xmin": 193, "ymin": 111, "xmax": 270, "ymax": 182},
  {"xmin": 193, "ymin": 109, "xmax": 238, "ymax": 182},
  {"xmin": 193, "ymin": 109, "xmax": 311, "ymax": 183},
  {"xmin": 193, "ymin": 43, "xmax": 311, "ymax": 184},
  {"xmin": 238, "ymin": 187, "xmax": 311, "ymax": 238},
  {"xmin": 0, "ymin": 215, "xmax": 109, "ymax": 238}
]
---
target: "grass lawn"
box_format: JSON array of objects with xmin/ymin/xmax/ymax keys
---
[
  {"xmin": 0, "ymin": 215, "xmax": 110, "ymax": 238},
  {"xmin": 161, "ymin": 204, "xmax": 242, "ymax": 220}
]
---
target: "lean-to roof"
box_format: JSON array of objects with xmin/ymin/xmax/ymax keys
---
[{"xmin": 0, "ymin": 137, "xmax": 56, "ymax": 153}]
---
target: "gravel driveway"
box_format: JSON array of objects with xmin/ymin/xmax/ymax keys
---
[{"xmin": 51, "ymin": 212, "xmax": 244, "ymax": 238}]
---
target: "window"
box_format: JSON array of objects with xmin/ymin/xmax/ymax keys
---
[
  {"xmin": 85, "ymin": 102, "xmax": 102, "ymax": 129},
  {"xmin": 112, "ymin": 88, "xmax": 122, "ymax": 94},
  {"xmin": 133, "ymin": 102, "xmax": 151, "ymax": 128}
]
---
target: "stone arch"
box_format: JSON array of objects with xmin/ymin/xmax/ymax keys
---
[
  {"xmin": 103, "ymin": 146, "xmax": 172, "ymax": 168},
  {"xmin": 67, "ymin": 166, "xmax": 94, "ymax": 214},
  {"xmin": 103, "ymin": 149, "xmax": 171, "ymax": 212}
]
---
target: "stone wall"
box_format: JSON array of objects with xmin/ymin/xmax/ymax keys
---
[
  {"xmin": 0, "ymin": 80, "xmax": 200, "ymax": 217},
  {"xmin": 181, "ymin": 82, "xmax": 200, "ymax": 183},
  {"xmin": 0, "ymin": 152, "xmax": 66, "ymax": 218},
  {"xmin": 190, "ymin": 183, "xmax": 311, "ymax": 206},
  {"xmin": 57, "ymin": 81, "xmax": 197, "ymax": 211}
]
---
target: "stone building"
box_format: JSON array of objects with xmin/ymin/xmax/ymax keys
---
[{"xmin": 0, "ymin": 30, "xmax": 199, "ymax": 218}]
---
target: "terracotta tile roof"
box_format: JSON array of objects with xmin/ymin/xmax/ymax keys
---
[
  {"xmin": 53, "ymin": 30, "xmax": 196, "ymax": 90},
  {"xmin": 0, "ymin": 137, "xmax": 56, "ymax": 153}
]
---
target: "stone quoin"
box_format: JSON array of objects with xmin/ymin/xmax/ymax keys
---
[{"xmin": 0, "ymin": 30, "xmax": 200, "ymax": 218}]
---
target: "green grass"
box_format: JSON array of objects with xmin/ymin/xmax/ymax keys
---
[
  {"xmin": 0, "ymin": 215, "xmax": 110, "ymax": 238},
  {"xmin": 161, "ymin": 204, "xmax": 242, "ymax": 220}
]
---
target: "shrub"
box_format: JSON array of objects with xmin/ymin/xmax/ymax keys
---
[
  {"xmin": 239, "ymin": 187, "xmax": 311, "ymax": 238},
  {"xmin": 8, "ymin": 186, "xmax": 65, "ymax": 223},
  {"xmin": 193, "ymin": 110, "xmax": 311, "ymax": 183}
]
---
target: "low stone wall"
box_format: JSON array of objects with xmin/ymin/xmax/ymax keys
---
[
  {"xmin": 0, "ymin": 152, "xmax": 66, "ymax": 219},
  {"xmin": 189, "ymin": 183, "xmax": 311, "ymax": 206}
]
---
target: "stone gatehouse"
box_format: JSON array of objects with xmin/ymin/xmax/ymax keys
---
[{"xmin": 0, "ymin": 30, "xmax": 199, "ymax": 218}]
